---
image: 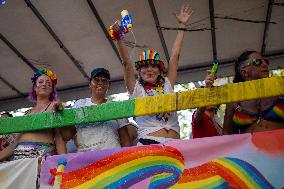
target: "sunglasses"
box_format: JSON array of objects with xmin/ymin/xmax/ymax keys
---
[{"xmin": 241, "ymin": 58, "xmax": 269, "ymax": 69}]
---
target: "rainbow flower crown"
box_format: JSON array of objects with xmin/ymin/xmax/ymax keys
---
[
  {"xmin": 31, "ymin": 68, "xmax": 57, "ymax": 86},
  {"xmin": 135, "ymin": 50, "xmax": 165, "ymax": 72}
]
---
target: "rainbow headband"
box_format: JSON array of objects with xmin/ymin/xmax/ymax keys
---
[
  {"xmin": 135, "ymin": 50, "xmax": 165, "ymax": 72},
  {"xmin": 31, "ymin": 68, "xmax": 57, "ymax": 86}
]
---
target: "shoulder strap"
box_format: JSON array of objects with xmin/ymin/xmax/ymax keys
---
[{"xmin": 43, "ymin": 102, "xmax": 52, "ymax": 112}]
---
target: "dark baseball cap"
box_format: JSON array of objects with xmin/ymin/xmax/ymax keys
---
[{"xmin": 90, "ymin": 68, "xmax": 110, "ymax": 80}]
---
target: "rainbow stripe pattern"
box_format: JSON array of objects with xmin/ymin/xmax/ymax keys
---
[
  {"xmin": 139, "ymin": 49, "xmax": 160, "ymax": 61},
  {"xmin": 52, "ymin": 145, "xmax": 274, "ymax": 189},
  {"xmin": 268, "ymin": 102, "xmax": 284, "ymax": 121},
  {"xmin": 233, "ymin": 98, "xmax": 284, "ymax": 129},
  {"xmin": 232, "ymin": 110, "xmax": 257, "ymax": 129},
  {"xmin": 135, "ymin": 49, "xmax": 165, "ymax": 71},
  {"xmin": 171, "ymin": 157, "xmax": 274, "ymax": 189},
  {"xmin": 60, "ymin": 145, "xmax": 184, "ymax": 189}
]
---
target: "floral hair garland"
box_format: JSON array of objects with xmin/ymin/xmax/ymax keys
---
[{"xmin": 31, "ymin": 68, "xmax": 57, "ymax": 86}]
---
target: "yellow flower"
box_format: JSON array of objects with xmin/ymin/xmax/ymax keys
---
[
  {"xmin": 46, "ymin": 69, "xmax": 57, "ymax": 85},
  {"xmin": 50, "ymin": 73, "xmax": 57, "ymax": 81},
  {"xmin": 47, "ymin": 70, "xmax": 52, "ymax": 77},
  {"xmin": 156, "ymin": 87, "xmax": 163, "ymax": 93}
]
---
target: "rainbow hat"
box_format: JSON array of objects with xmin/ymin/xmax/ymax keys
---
[
  {"xmin": 135, "ymin": 50, "xmax": 165, "ymax": 72},
  {"xmin": 31, "ymin": 68, "xmax": 57, "ymax": 86}
]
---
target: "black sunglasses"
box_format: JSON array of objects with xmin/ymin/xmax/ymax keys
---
[{"xmin": 241, "ymin": 58, "xmax": 269, "ymax": 69}]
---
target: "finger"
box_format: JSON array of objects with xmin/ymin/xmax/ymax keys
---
[
  {"xmin": 205, "ymin": 73, "xmax": 211, "ymax": 79},
  {"xmin": 112, "ymin": 26, "xmax": 120, "ymax": 33},
  {"xmin": 113, "ymin": 22, "xmax": 120, "ymax": 29},
  {"xmin": 54, "ymin": 103, "xmax": 60, "ymax": 111},
  {"xmin": 115, "ymin": 20, "xmax": 120, "ymax": 25},
  {"xmin": 112, "ymin": 20, "xmax": 121, "ymax": 29},
  {"xmin": 205, "ymin": 76, "xmax": 213, "ymax": 84},
  {"xmin": 205, "ymin": 75, "xmax": 214, "ymax": 82},
  {"xmin": 188, "ymin": 9, "xmax": 193, "ymax": 17},
  {"xmin": 205, "ymin": 80, "xmax": 213, "ymax": 87},
  {"xmin": 185, "ymin": 5, "xmax": 189, "ymax": 13},
  {"xmin": 181, "ymin": 4, "xmax": 185, "ymax": 12},
  {"xmin": 56, "ymin": 103, "xmax": 64, "ymax": 110},
  {"xmin": 205, "ymin": 78, "xmax": 212, "ymax": 83},
  {"xmin": 52, "ymin": 103, "xmax": 57, "ymax": 109},
  {"xmin": 184, "ymin": 5, "xmax": 190, "ymax": 13},
  {"xmin": 184, "ymin": 4, "xmax": 190, "ymax": 12},
  {"xmin": 52, "ymin": 110, "xmax": 56, "ymax": 119},
  {"xmin": 58, "ymin": 104, "xmax": 64, "ymax": 111},
  {"xmin": 205, "ymin": 76, "xmax": 213, "ymax": 81},
  {"xmin": 206, "ymin": 81, "xmax": 213, "ymax": 86}
]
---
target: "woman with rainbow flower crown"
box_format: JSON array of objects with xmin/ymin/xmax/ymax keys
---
[
  {"xmin": 0, "ymin": 68, "xmax": 66, "ymax": 161},
  {"xmin": 112, "ymin": 5, "xmax": 193, "ymax": 145}
]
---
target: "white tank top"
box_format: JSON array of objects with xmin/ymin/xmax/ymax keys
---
[{"xmin": 130, "ymin": 77, "xmax": 179, "ymax": 138}]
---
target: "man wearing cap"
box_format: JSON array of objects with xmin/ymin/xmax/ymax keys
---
[{"xmin": 62, "ymin": 68, "xmax": 131, "ymax": 152}]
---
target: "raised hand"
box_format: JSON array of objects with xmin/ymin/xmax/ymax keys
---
[
  {"xmin": 175, "ymin": 4, "xmax": 193, "ymax": 26},
  {"xmin": 205, "ymin": 70, "xmax": 216, "ymax": 88},
  {"xmin": 51, "ymin": 101, "xmax": 64, "ymax": 118},
  {"xmin": 53, "ymin": 101, "xmax": 64, "ymax": 111}
]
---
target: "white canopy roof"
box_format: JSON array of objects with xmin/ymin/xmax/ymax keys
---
[{"xmin": 0, "ymin": 0, "xmax": 283, "ymax": 111}]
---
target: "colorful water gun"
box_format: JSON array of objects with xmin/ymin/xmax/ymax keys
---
[
  {"xmin": 109, "ymin": 10, "xmax": 133, "ymax": 40},
  {"xmin": 211, "ymin": 59, "xmax": 219, "ymax": 77}
]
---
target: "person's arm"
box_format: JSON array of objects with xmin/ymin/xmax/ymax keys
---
[
  {"xmin": 223, "ymin": 103, "xmax": 236, "ymax": 135},
  {"xmin": 0, "ymin": 136, "xmax": 18, "ymax": 161},
  {"xmin": 0, "ymin": 145, "xmax": 15, "ymax": 161},
  {"xmin": 111, "ymin": 21, "xmax": 136, "ymax": 94},
  {"xmin": 118, "ymin": 126, "xmax": 131, "ymax": 147},
  {"xmin": 127, "ymin": 125, "xmax": 138, "ymax": 146},
  {"xmin": 194, "ymin": 71, "xmax": 214, "ymax": 122},
  {"xmin": 60, "ymin": 127, "xmax": 76, "ymax": 142},
  {"xmin": 54, "ymin": 128, "xmax": 67, "ymax": 154},
  {"xmin": 167, "ymin": 5, "xmax": 193, "ymax": 86},
  {"xmin": 193, "ymin": 107, "xmax": 206, "ymax": 123},
  {"xmin": 117, "ymin": 39, "xmax": 137, "ymax": 94},
  {"xmin": 49, "ymin": 100, "xmax": 73, "ymax": 141},
  {"xmin": 47, "ymin": 101, "xmax": 67, "ymax": 154}
]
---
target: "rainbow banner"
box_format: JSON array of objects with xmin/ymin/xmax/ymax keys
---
[{"xmin": 40, "ymin": 129, "xmax": 284, "ymax": 189}]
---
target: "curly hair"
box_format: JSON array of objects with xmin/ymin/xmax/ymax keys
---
[{"xmin": 233, "ymin": 50, "xmax": 257, "ymax": 83}]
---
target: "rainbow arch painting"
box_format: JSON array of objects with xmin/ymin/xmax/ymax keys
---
[
  {"xmin": 59, "ymin": 145, "xmax": 184, "ymax": 189},
  {"xmin": 48, "ymin": 146, "xmax": 274, "ymax": 189},
  {"xmin": 171, "ymin": 157, "xmax": 274, "ymax": 189}
]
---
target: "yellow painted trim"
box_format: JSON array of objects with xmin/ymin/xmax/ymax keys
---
[{"xmin": 135, "ymin": 77, "xmax": 284, "ymax": 116}]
